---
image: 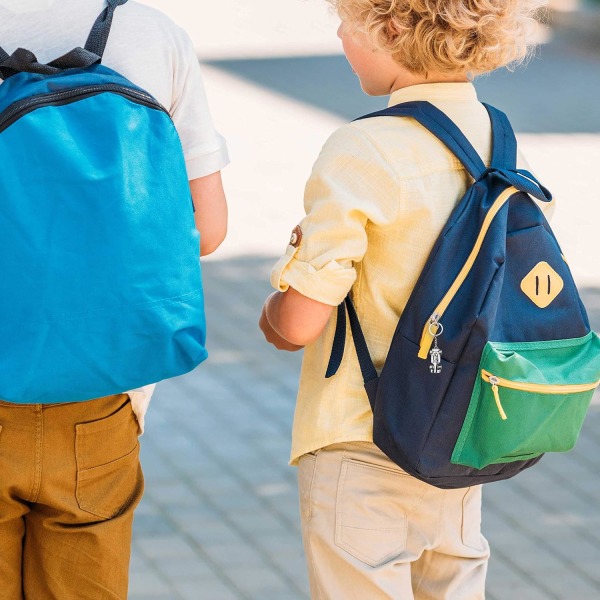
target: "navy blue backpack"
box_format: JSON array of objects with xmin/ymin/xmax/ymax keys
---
[
  {"xmin": 0, "ymin": 0, "xmax": 207, "ymax": 403},
  {"xmin": 327, "ymin": 102, "xmax": 600, "ymax": 489}
]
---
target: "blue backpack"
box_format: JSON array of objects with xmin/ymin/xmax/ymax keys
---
[
  {"xmin": 0, "ymin": 0, "xmax": 207, "ymax": 404},
  {"xmin": 327, "ymin": 101, "xmax": 600, "ymax": 489}
]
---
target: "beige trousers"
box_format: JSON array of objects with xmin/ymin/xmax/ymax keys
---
[
  {"xmin": 298, "ymin": 442, "xmax": 490, "ymax": 600},
  {"xmin": 0, "ymin": 394, "xmax": 144, "ymax": 600}
]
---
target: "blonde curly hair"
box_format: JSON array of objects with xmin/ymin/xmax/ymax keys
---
[{"xmin": 328, "ymin": 0, "xmax": 547, "ymax": 75}]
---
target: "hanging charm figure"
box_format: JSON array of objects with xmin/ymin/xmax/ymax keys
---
[{"xmin": 429, "ymin": 321, "xmax": 443, "ymax": 374}]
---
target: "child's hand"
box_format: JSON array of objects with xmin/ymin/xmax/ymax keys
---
[{"xmin": 259, "ymin": 302, "xmax": 304, "ymax": 352}]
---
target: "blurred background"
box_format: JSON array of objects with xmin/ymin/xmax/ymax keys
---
[{"xmin": 132, "ymin": 1, "xmax": 600, "ymax": 599}]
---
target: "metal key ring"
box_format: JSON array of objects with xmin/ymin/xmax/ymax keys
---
[{"xmin": 429, "ymin": 322, "xmax": 443, "ymax": 337}]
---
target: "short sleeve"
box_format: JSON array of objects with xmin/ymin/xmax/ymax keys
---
[
  {"xmin": 170, "ymin": 28, "xmax": 229, "ymax": 180},
  {"xmin": 271, "ymin": 125, "xmax": 399, "ymax": 306}
]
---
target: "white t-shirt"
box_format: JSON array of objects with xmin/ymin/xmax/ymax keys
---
[{"xmin": 0, "ymin": 0, "xmax": 229, "ymax": 430}]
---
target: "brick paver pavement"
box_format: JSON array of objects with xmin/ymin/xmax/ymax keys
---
[{"xmin": 129, "ymin": 258, "xmax": 600, "ymax": 600}]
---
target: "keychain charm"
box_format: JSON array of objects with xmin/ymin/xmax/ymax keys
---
[{"xmin": 429, "ymin": 321, "xmax": 443, "ymax": 374}]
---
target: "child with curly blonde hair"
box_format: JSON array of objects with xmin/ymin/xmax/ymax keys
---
[{"xmin": 260, "ymin": 1, "xmax": 548, "ymax": 597}]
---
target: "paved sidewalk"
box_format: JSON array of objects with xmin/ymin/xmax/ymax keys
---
[
  {"xmin": 129, "ymin": 264, "xmax": 600, "ymax": 600},
  {"xmin": 131, "ymin": 2, "xmax": 600, "ymax": 598}
]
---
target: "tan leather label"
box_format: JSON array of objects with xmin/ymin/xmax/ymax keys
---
[{"xmin": 520, "ymin": 261, "xmax": 564, "ymax": 308}]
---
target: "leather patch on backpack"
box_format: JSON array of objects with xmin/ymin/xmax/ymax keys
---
[{"xmin": 520, "ymin": 261, "xmax": 564, "ymax": 308}]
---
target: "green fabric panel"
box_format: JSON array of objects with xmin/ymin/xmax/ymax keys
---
[
  {"xmin": 481, "ymin": 331, "xmax": 600, "ymax": 385},
  {"xmin": 452, "ymin": 332, "xmax": 600, "ymax": 470}
]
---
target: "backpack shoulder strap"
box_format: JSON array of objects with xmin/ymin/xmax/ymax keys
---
[
  {"xmin": 483, "ymin": 103, "xmax": 517, "ymax": 170},
  {"xmin": 328, "ymin": 101, "xmax": 488, "ymax": 381},
  {"xmin": 325, "ymin": 296, "xmax": 378, "ymax": 408},
  {"xmin": 355, "ymin": 101, "xmax": 487, "ymax": 181},
  {"xmin": 85, "ymin": 0, "xmax": 129, "ymax": 60},
  {"xmin": 483, "ymin": 103, "xmax": 552, "ymax": 202},
  {"xmin": 0, "ymin": 0, "xmax": 128, "ymax": 80}
]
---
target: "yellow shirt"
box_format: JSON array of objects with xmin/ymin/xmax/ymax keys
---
[{"xmin": 271, "ymin": 82, "xmax": 553, "ymax": 465}]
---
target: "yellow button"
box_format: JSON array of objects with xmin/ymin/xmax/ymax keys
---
[{"xmin": 520, "ymin": 261, "xmax": 564, "ymax": 308}]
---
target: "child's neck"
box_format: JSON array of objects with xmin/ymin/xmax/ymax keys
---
[{"xmin": 389, "ymin": 71, "xmax": 470, "ymax": 95}]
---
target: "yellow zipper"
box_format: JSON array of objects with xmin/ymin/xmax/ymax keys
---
[
  {"xmin": 481, "ymin": 369, "xmax": 600, "ymax": 420},
  {"xmin": 418, "ymin": 186, "xmax": 519, "ymax": 360}
]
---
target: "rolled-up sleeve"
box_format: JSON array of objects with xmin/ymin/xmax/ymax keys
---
[{"xmin": 271, "ymin": 125, "xmax": 399, "ymax": 306}]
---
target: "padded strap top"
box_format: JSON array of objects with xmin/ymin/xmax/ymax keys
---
[{"xmin": 483, "ymin": 103, "xmax": 517, "ymax": 170}]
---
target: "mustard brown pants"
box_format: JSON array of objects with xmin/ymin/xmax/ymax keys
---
[{"xmin": 0, "ymin": 394, "xmax": 144, "ymax": 600}]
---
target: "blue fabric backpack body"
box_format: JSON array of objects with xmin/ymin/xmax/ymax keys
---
[
  {"xmin": 327, "ymin": 101, "xmax": 600, "ymax": 489},
  {"xmin": 0, "ymin": 0, "xmax": 207, "ymax": 404}
]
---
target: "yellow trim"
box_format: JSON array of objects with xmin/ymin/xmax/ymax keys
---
[
  {"xmin": 418, "ymin": 321, "xmax": 439, "ymax": 360},
  {"xmin": 481, "ymin": 370, "xmax": 600, "ymax": 420},
  {"xmin": 418, "ymin": 186, "xmax": 519, "ymax": 359},
  {"xmin": 490, "ymin": 380, "xmax": 508, "ymax": 420},
  {"xmin": 481, "ymin": 370, "xmax": 600, "ymax": 395}
]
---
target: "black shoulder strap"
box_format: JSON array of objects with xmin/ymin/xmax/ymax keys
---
[
  {"xmin": 0, "ymin": 0, "xmax": 128, "ymax": 80},
  {"xmin": 85, "ymin": 0, "xmax": 129, "ymax": 59}
]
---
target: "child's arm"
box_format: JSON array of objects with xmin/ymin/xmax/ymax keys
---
[
  {"xmin": 191, "ymin": 172, "xmax": 228, "ymax": 256},
  {"xmin": 260, "ymin": 289, "xmax": 333, "ymax": 350},
  {"xmin": 261, "ymin": 125, "xmax": 398, "ymax": 351}
]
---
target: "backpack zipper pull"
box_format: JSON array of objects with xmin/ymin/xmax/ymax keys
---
[
  {"xmin": 429, "ymin": 319, "xmax": 443, "ymax": 374},
  {"xmin": 489, "ymin": 375, "xmax": 508, "ymax": 420}
]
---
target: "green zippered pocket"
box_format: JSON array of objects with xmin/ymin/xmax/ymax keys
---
[{"xmin": 451, "ymin": 332, "xmax": 600, "ymax": 470}]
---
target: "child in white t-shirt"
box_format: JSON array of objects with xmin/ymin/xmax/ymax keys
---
[{"xmin": 0, "ymin": 1, "xmax": 228, "ymax": 597}]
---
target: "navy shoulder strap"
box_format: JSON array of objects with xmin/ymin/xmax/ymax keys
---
[
  {"xmin": 356, "ymin": 101, "xmax": 487, "ymax": 180},
  {"xmin": 483, "ymin": 103, "xmax": 517, "ymax": 170}
]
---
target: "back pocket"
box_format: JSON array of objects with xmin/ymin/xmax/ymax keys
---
[
  {"xmin": 75, "ymin": 397, "xmax": 143, "ymax": 519},
  {"xmin": 451, "ymin": 332, "xmax": 600, "ymax": 469},
  {"xmin": 335, "ymin": 459, "xmax": 428, "ymax": 567}
]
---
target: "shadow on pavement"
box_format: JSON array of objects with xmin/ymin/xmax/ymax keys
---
[{"xmin": 208, "ymin": 31, "xmax": 600, "ymax": 133}]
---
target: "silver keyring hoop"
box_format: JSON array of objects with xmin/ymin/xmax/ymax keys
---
[{"xmin": 429, "ymin": 322, "xmax": 443, "ymax": 337}]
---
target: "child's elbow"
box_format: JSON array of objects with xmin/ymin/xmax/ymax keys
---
[
  {"xmin": 200, "ymin": 224, "xmax": 228, "ymax": 257},
  {"xmin": 277, "ymin": 321, "xmax": 324, "ymax": 347}
]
